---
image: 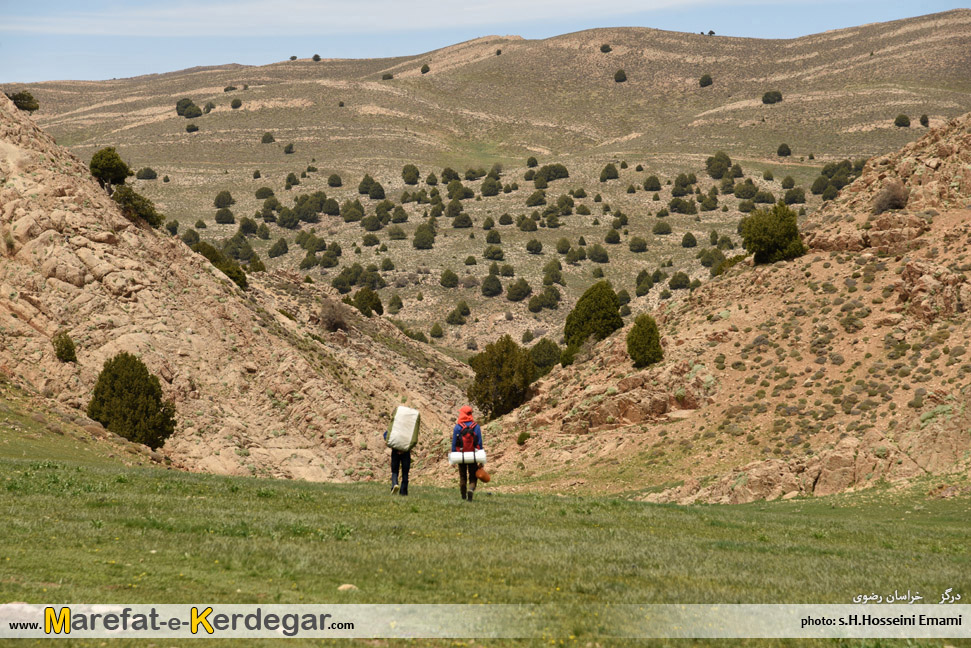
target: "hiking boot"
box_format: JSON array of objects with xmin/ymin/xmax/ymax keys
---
[
  {"xmin": 467, "ymin": 491, "xmax": 474, "ymax": 501},
  {"xmin": 391, "ymin": 484, "xmax": 400, "ymax": 495}
]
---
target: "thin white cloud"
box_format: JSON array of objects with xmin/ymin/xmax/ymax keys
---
[{"xmin": 1, "ymin": 0, "xmax": 770, "ymax": 36}]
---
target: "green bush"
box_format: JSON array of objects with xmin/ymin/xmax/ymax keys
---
[
  {"xmin": 328, "ymin": 174, "xmax": 342, "ymax": 187},
  {"xmin": 614, "ymin": 69, "xmax": 627, "ymax": 82},
  {"xmin": 467, "ymin": 335, "xmax": 534, "ymax": 419},
  {"xmin": 588, "ymin": 243, "xmax": 609, "ymax": 263},
  {"xmin": 643, "ymin": 175, "xmax": 661, "ymax": 191},
  {"xmin": 526, "ymin": 239, "xmax": 542, "ymax": 254},
  {"xmin": 215, "ymin": 208, "xmax": 235, "ymax": 224},
  {"xmin": 382, "ymin": 73, "xmax": 394, "ymax": 80},
  {"xmin": 600, "ymin": 163, "xmax": 619, "ymax": 182},
  {"xmin": 668, "ymin": 271, "xmax": 690, "ymax": 290},
  {"xmin": 268, "ymin": 238, "xmax": 289, "ymax": 258},
  {"xmin": 481, "ymin": 274, "xmax": 503, "ymax": 297},
  {"xmin": 600, "ymin": 43, "xmax": 612, "ymax": 53},
  {"xmin": 682, "ymin": 232, "xmax": 697, "ymax": 247},
  {"xmin": 604, "ymin": 229, "xmax": 620, "ymax": 244},
  {"xmin": 564, "ymin": 281, "xmax": 622, "ymax": 349},
  {"xmin": 165, "ymin": 220, "xmax": 179, "ymax": 236},
  {"xmin": 413, "ymin": 224, "xmax": 435, "ymax": 249},
  {"xmin": 231, "ymin": 98, "xmax": 242, "ymax": 109},
  {"xmin": 699, "ymin": 74, "xmax": 713, "ymax": 87},
  {"xmin": 629, "ymin": 236, "xmax": 647, "ymax": 252},
  {"xmin": 52, "ymin": 331, "xmax": 77, "ymax": 362},
  {"xmin": 402, "ymin": 164, "xmax": 420, "ymax": 185},
  {"xmin": 506, "ymin": 278, "xmax": 532, "ymax": 302},
  {"xmin": 627, "ymin": 314, "xmax": 663, "ymax": 368},
  {"xmin": 919, "ymin": 114, "xmax": 929, "ymax": 127},
  {"xmin": 894, "ymin": 114, "xmax": 910, "ymax": 128},
  {"xmin": 652, "ymin": 220, "xmax": 672, "ymax": 235},
  {"xmin": 350, "ymin": 287, "xmax": 383, "ymax": 316},
  {"xmin": 313, "ymin": 54, "xmax": 321, "ymax": 62},
  {"xmin": 175, "ymin": 98, "xmax": 193, "ymax": 116},
  {"xmin": 261, "ymin": 132, "xmax": 275, "ymax": 144},
  {"xmin": 255, "ymin": 186, "xmax": 274, "ymax": 199},
  {"xmin": 135, "ymin": 167, "xmax": 157, "ymax": 180},
  {"xmin": 421, "ymin": 63, "xmax": 430, "ymax": 74},
  {"xmin": 783, "ymin": 187, "xmax": 806, "ymax": 204},
  {"xmin": 741, "ymin": 201, "xmax": 806, "ymax": 265},
  {"xmin": 6, "ymin": 90, "xmax": 39, "ymax": 113},
  {"xmin": 762, "ymin": 90, "xmax": 783, "ymax": 104},
  {"xmin": 705, "ymin": 151, "xmax": 731, "ymax": 179},
  {"xmin": 777, "ymin": 143, "xmax": 791, "ymax": 157},
  {"xmin": 90, "ymin": 147, "xmax": 132, "ymax": 188},
  {"xmin": 112, "ymin": 186, "xmax": 163, "ymax": 228},
  {"xmin": 430, "ymin": 323, "xmax": 443, "ymax": 338},
  {"xmin": 87, "ymin": 352, "xmax": 176, "ymax": 450},
  {"xmin": 440, "ymin": 269, "xmax": 459, "ymax": 288},
  {"xmin": 530, "ymin": 338, "xmax": 561, "ymax": 378},
  {"xmin": 181, "ymin": 229, "xmax": 200, "ymax": 246}
]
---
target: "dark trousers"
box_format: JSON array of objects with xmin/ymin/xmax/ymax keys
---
[
  {"xmin": 391, "ymin": 450, "xmax": 410, "ymax": 495},
  {"xmin": 458, "ymin": 463, "xmax": 478, "ymax": 497}
]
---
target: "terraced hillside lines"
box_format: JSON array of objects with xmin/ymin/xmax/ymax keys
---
[{"xmin": 0, "ymin": 93, "xmax": 471, "ymax": 483}]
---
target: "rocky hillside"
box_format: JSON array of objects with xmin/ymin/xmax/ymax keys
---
[
  {"xmin": 483, "ymin": 113, "xmax": 971, "ymax": 502},
  {"xmin": 0, "ymin": 94, "xmax": 471, "ymax": 482}
]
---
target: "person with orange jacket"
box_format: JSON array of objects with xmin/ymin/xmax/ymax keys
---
[{"xmin": 451, "ymin": 405, "xmax": 483, "ymax": 501}]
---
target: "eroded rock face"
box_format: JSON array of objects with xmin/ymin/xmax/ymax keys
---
[
  {"xmin": 805, "ymin": 113, "xmax": 971, "ymax": 253},
  {"xmin": 0, "ymin": 93, "xmax": 471, "ymax": 482},
  {"xmin": 894, "ymin": 261, "xmax": 969, "ymax": 323}
]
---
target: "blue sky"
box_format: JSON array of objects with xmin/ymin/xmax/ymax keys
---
[{"xmin": 0, "ymin": 0, "xmax": 966, "ymax": 83}]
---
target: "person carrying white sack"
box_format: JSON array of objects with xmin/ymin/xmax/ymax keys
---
[
  {"xmin": 385, "ymin": 406, "xmax": 420, "ymax": 496},
  {"xmin": 451, "ymin": 405, "xmax": 484, "ymax": 501}
]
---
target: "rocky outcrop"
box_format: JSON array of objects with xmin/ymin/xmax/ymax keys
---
[
  {"xmin": 0, "ymin": 93, "xmax": 470, "ymax": 482},
  {"xmin": 894, "ymin": 261, "xmax": 969, "ymax": 323},
  {"xmin": 805, "ymin": 112, "xmax": 971, "ymax": 252},
  {"xmin": 645, "ymin": 408, "xmax": 969, "ymax": 505}
]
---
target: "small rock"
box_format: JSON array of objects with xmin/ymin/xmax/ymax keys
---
[{"xmin": 242, "ymin": 362, "xmax": 258, "ymax": 374}]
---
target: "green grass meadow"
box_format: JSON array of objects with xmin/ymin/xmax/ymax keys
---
[{"xmin": 1, "ymin": 402, "xmax": 970, "ymax": 647}]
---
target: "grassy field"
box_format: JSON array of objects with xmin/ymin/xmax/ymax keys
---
[{"xmin": 2, "ymin": 396, "xmax": 970, "ymax": 647}]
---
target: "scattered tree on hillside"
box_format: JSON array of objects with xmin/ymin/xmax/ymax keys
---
[
  {"xmin": 699, "ymin": 74, "xmax": 713, "ymax": 88},
  {"xmin": 112, "ymin": 186, "xmax": 162, "ymax": 228},
  {"xmin": 467, "ymin": 335, "xmax": 534, "ymax": 419},
  {"xmin": 627, "ymin": 314, "xmax": 663, "ymax": 368},
  {"xmin": 6, "ymin": 90, "xmax": 39, "ymax": 113},
  {"xmin": 564, "ymin": 281, "xmax": 622, "ymax": 349},
  {"xmin": 421, "ymin": 63, "xmax": 430, "ymax": 74},
  {"xmin": 894, "ymin": 114, "xmax": 910, "ymax": 128},
  {"xmin": 741, "ymin": 201, "xmax": 805, "ymax": 265},
  {"xmin": 614, "ymin": 69, "xmax": 627, "ymax": 83},
  {"xmin": 777, "ymin": 143, "xmax": 791, "ymax": 157},
  {"xmin": 87, "ymin": 352, "xmax": 176, "ymax": 450},
  {"xmin": 90, "ymin": 147, "xmax": 132, "ymax": 189},
  {"xmin": 762, "ymin": 90, "xmax": 783, "ymax": 104}
]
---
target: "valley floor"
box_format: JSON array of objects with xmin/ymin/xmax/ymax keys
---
[{"xmin": 1, "ymin": 392, "xmax": 969, "ymax": 647}]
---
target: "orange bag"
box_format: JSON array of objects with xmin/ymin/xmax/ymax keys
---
[{"xmin": 475, "ymin": 466, "xmax": 491, "ymax": 483}]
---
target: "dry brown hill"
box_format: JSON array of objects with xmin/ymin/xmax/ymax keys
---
[
  {"xmin": 478, "ymin": 112, "xmax": 971, "ymax": 502},
  {"xmin": 0, "ymin": 93, "xmax": 471, "ymax": 483},
  {"xmin": 2, "ymin": 11, "xmax": 967, "ymax": 361}
]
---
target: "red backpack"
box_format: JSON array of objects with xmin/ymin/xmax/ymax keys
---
[{"xmin": 458, "ymin": 421, "xmax": 477, "ymax": 452}]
